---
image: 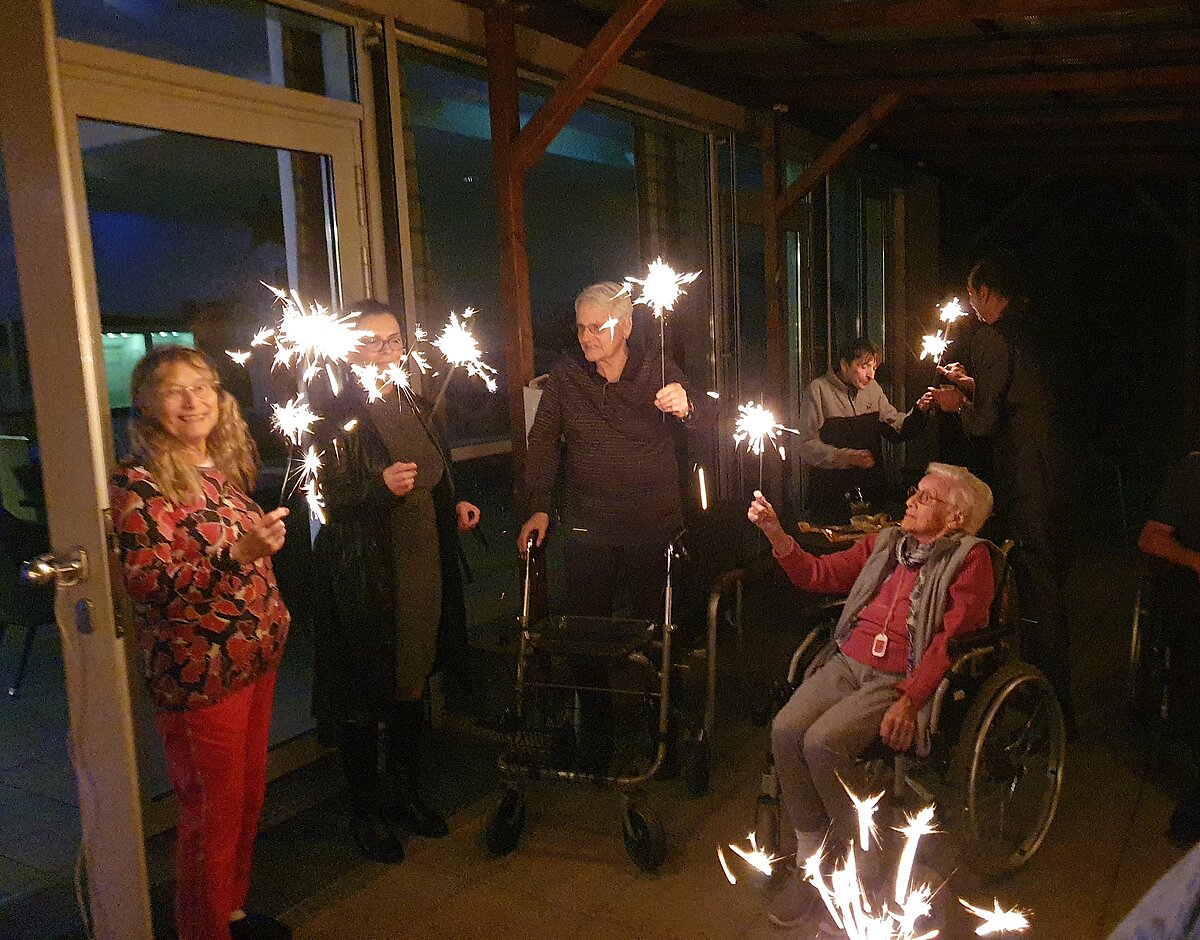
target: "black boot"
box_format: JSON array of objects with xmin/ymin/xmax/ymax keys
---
[
  {"xmin": 383, "ymin": 705, "xmax": 449, "ymax": 839},
  {"xmin": 339, "ymin": 720, "xmax": 405, "ymax": 862}
]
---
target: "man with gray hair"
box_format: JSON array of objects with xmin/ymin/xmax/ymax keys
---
[
  {"xmin": 518, "ymin": 281, "xmax": 708, "ymax": 769},
  {"xmin": 747, "ymin": 462, "xmax": 994, "ymax": 928}
]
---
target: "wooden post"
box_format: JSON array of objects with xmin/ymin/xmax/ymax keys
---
[
  {"xmin": 484, "ymin": 2, "xmax": 535, "ymax": 505},
  {"xmin": 1186, "ymin": 172, "xmax": 1199, "ymax": 429}
]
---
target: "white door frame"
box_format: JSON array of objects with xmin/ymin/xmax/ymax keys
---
[{"xmin": 0, "ymin": 3, "xmax": 153, "ymax": 937}]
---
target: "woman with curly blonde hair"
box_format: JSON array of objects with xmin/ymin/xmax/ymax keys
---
[{"xmin": 110, "ymin": 345, "xmax": 293, "ymax": 940}]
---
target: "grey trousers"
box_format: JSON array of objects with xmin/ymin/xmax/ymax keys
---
[{"xmin": 771, "ymin": 651, "xmax": 904, "ymax": 841}]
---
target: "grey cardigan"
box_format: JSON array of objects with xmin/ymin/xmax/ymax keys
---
[{"xmin": 806, "ymin": 526, "xmax": 985, "ymax": 754}]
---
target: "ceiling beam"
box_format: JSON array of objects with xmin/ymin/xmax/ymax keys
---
[
  {"xmin": 776, "ymin": 62, "xmax": 1200, "ymax": 103},
  {"xmin": 514, "ymin": 0, "xmax": 668, "ymax": 171},
  {"xmin": 718, "ymin": 27, "xmax": 1200, "ymax": 79},
  {"xmin": 775, "ymin": 93, "xmax": 904, "ymax": 219},
  {"xmin": 663, "ymin": 0, "xmax": 1186, "ymax": 38},
  {"xmin": 883, "ymin": 103, "xmax": 1200, "ymax": 131}
]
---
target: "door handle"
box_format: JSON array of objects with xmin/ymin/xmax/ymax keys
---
[{"xmin": 21, "ymin": 547, "xmax": 88, "ymax": 588}]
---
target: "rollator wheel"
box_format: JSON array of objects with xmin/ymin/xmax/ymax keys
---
[
  {"xmin": 949, "ymin": 662, "xmax": 1066, "ymax": 879},
  {"xmin": 622, "ymin": 802, "xmax": 667, "ymax": 872},
  {"xmin": 682, "ymin": 731, "xmax": 711, "ymax": 799},
  {"xmin": 484, "ymin": 786, "xmax": 526, "ymax": 858}
]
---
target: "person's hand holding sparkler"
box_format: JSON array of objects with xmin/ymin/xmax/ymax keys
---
[
  {"xmin": 654, "ymin": 382, "xmax": 691, "ymax": 419},
  {"xmin": 517, "ymin": 512, "xmax": 549, "ymax": 557},
  {"xmin": 880, "ymin": 694, "xmax": 918, "ymax": 751},
  {"xmin": 916, "ymin": 389, "xmax": 936, "ymax": 412},
  {"xmin": 455, "ymin": 501, "xmax": 481, "ymax": 533},
  {"xmin": 747, "ymin": 490, "xmax": 793, "ymax": 555},
  {"xmin": 930, "ymin": 385, "xmax": 967, "ymax": 415},
  {"xmin": 230, "ymin": 506, "xmax": 290, "ymax": 566},
  {"xmin": 937, "ymin": 360, "xmax": 975, "ymax": 395},
  {"xmin": 382, "ymin": 460, "xmax": 418, "ymax": 497}
]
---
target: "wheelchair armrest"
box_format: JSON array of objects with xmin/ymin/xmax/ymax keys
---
[
  {"xmin": 788, "ymin": 623, "xmax": 834, "ymax": 685},
  {"xmin": 946, "ymin": 625, "xmax": 1014, "ymax": 659}
]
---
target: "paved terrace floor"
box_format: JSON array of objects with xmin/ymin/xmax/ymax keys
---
[{"xmin": 0, "ymin": 535, "xmax": 1189, "ymax": 940}]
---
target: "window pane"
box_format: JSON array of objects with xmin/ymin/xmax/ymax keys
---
[{"xmin": 54, "ymin": 0, "xmax": 357, "ymax": 102}]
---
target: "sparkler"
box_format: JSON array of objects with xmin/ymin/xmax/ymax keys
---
[
  {"xmin": 919, "ymin": 330, "xmax": 951, "ymax": 364},
  {"xmin": 620, "ymin": 257, "xmax": 702, "ymax": 392},
  {"xmin": 842, "ymin": 777, "xmax": 884, "ymax": 853},
  {"xmin": 226, "ymin": 349, "xmax": 251, "ymax": 366},
  {"xmin": 431, "ymin": 307, "xmax": 498, "ymax": 410},
  {"xmin": 265, "ymin": 283, "xmax": 370, "ymax": 386},
  {"xmin": 959, "ymin": 900, "xmax": 1030, "ymax": 936},
  {"xmin": 733, "ymin": 402, "xmax": 799, "ymax": 489},
  {"xmin": 718, "ymin": 789, "xmax": 1033, "ymax": 939},
  {"xmin": 270, "ymin": 397, "xmax": 321, "ymax": 447},
  {"xmin": 697, "ymin": 466, "xmax": 708, "ymax": 511},
  {"xmin": 938, "ymin": 297, "xmax": 967, "ymax": 324}
]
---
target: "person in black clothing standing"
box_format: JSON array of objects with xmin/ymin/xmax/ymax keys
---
[
  {"xmin": 1139, "ymin": 451, "xmax": 1200, "ymax": 845},
  {"xmin": 313, "ymin": 300, "xmax": 481, "ymax": 862},
  {"xmin": 930, "ymin": 251, "xmax": 1077, "ymax": 736},
  {"xmin": 517, "ymin": 281, "xmax": 708, "ymax": 766}
]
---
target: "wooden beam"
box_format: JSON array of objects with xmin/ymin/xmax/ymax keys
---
[
  {"xmin": 1185, "ymin": 174, "xmax": 1199, "ymax": 427},
  {"xmin": 720, "ymin": 27, "xmax": 1200, "ymax": 79},
  {"xmin": 484, "ymin": 2, "xmax": 535, "ymax": 502},
  {"xmin": 884, "ymin": 103, "xmax": 1200, "ymax": 134},
  {"xmin": 514, "ymin": 0, "xmax": 668, "ymax": 171},
  {"xmin": 664, "ymin": 0, "xmax": 1183, "ymax": 38},
  {"xmin": 778, "ymin": 62, "xmax": 1200, "ymax": 103},
  {"xmin": 776, "ymin": 93, "xmax": 903, "ymax": 220}
]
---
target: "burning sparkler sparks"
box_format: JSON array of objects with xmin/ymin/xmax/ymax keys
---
[
  {"xmin": 270, "ymin": 397, "xmax": 320, "ymax": 447},
  {"xmin": 226, "ymin": 349, "xmax": 251, "ymax": 366},
  {"xmin": 920, "ymin": 330, "xmax": 951, "ymax": 364},
  {"xmin": 265, "ymin": 284, "xmax": 370, "ymax": 383},
  {"xmin": 718, "ymin": 790, "xmax": 1032, "ymax": 939},
  {"xmin": 733, "ymin": 402, "xmax": 798, "ymax": 489},
  {"xmin": 959, "ymin": 900, "xmax": 1031, "ymax": 936},
  {"xmin": 250, "ymin": 326, "xmax": 275, "ymax": 348},
  {"xmin": 939, "ymin": 297, "xmax": 967, "ymax": 324},
  {"xmin": 620, "ymin": 258, "xmax": 702, "ymax": 394},
  {"xmin": 431, "ymin": 308, "xmax": 498, "ymax": 393},
  {"xmin": 843, "ymin": 778, "xmax": 884, "ymax": 853}
]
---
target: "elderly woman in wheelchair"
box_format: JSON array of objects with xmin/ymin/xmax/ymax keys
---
[{"xmin": 750, "ymin": 463, "xmax": 1004, "ymax": 928}]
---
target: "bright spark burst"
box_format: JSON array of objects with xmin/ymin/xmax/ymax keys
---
[
  {"xmin": 960, "ymin": 900, "xmax": 1030, "ymax": 936},
  {"xmin": 920, "ymin": 330, "xmax": 951, "ymax": 364},
  {"xmin": 720, "ymin": 787, "xmax": 1032, "ymax": 939},
  {"xmin": 226, "ymin": 349, "xmax": 251, "ymax": 366},
  {"xmin": 894, "ymin": 806, "xmax": 938, "ymax": 905},
  {"xmin": 600, "ymin": 316, "xmax": 620, "ymax": 340},
  {"xmin": 619, "ymin": 257, "xmax": 701, "ymax": 318},
  {"xmin": 297, "ymin": 445, "xmax": 323, "ymax": 485},
  {"xmin": 726, "ymin": 832, "xmax": 783, "ymax": 877},
  {"xmin": 939, "ymin": 297, "xmax": 967, "ymax": 323},
  {"xmin": 733, "ymin": 402, "xmax": 798, "ymax": 458},
  {"xmin": 266, "ymin": 284, "xmax": 370, "ymax": 378},
  {"xmin": 303, "ymin": 478, "xmax": 326, "ymax": 525},
  {"xmin": 250, "ymin": 326, "xmax": 275, "ymax": 347},
  {"xmin": 270, "ymin": 397, "xmax": 320, "ymax": 447},
  {"xmin": 432, "ymin": 308, "xmax": 498, "ymax": 392},
  {"xmin": 842, "ymin": 777, "xmax": 884, "ymax": 853},
  {"xmin": 351, "ymin": 364, "xmax": 387, "ymax": 403},
  {"xmin": 698, "ymin": 466, "xmax": 708, "ymax": 511}
]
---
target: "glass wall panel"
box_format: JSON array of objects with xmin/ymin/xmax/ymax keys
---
[
  {"xmin": 863, "ymin": 190, "xmax": 889, "ymax": 388},
  {"xmin": 827, "ymin": 171, "xmax": 861, "ymax": 363},
  {"xmin": 54, "ymin": 0, "xmax": 357, "ymax": 102}
]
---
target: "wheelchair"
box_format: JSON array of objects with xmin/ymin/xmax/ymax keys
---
[{"xmin": 727, "ymin": 539, "xmax": 1067, "ymax": 880}]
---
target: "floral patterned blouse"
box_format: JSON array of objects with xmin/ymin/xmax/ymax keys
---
[{"xmin": 109, "ymin": 463, "xmax": 290, "ymax": 711}]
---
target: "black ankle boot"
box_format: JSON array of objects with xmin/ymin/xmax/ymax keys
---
[
  {"xmin": 382, "ymin": 777, "xmax": 449, "ymax": 839},
  {"xmin": 384, "ymin": 709, "xmax": 449, "ymax": 839},
  {"xmin": 350, "ymin": 801, "xmax": 406, "ymax": 862}
]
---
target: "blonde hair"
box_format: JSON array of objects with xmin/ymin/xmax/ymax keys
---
[
  {"xmin": 926, "ymin": 462, "xmax": 993, "ymax": 534},
  {"xmin": 575, "ymin": 281, "xmax": 633, "ymax": 322},
  {"xmin": 128, "ymin": 346, "xmax": 258, "ymax": 505}
]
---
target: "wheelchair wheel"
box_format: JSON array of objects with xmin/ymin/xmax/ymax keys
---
[
  {"xmin": 949, "ymin": 661, "xmax": 1065, "ymax": 879},
  {"xmin": 484, "ymin": 786, "xmax": 526, "ymax": 858},
  {"xmin": 622, "ymin": 801, "xmax": 666, "ymax": 872}
]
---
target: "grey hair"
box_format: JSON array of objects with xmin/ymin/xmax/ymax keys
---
[
  {"xmin": 926, "ymin": 462, "xmax": 993, "ymax": 534},
  {"xmin": 575, "ymin": 281, "xmax": 633, "ymax": 322}
]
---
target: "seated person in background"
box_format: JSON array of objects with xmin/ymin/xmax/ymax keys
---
[
  {"xmin": 1138, "ymin": 449, "xmax": 1200, "ymax": 847},
  {"xmin": 797, "ymin": 337, "xmax": 933, "ymax": 523},
  {"xmin": 748, "ymin": 462, "xmax": 994, "ymax": 929}
]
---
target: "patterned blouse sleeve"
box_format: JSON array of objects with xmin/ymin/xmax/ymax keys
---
[{"xmin": 109, "ymin": 467, "xmax": 247, "ymax": 607}]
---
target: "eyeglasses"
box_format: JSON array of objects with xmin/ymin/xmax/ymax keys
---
[
  {"xmin": 576, "ymin": 322, "xmax": 618, "ymax": 338},
  {"xmin": 907, "ymin": 485, "xmax": 951, "ymax": 508},
  {"xmin": 160, "ymin": 381, "xmax": 220, "ymax": 402},
  {"xmin": 361, "ymin": 334, "xmax": 405, "ymax": 352}
]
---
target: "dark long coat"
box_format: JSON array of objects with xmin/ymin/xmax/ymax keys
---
[{"xmin": 311, "ymin": 390, "xmax": 467, "ymax": 726}]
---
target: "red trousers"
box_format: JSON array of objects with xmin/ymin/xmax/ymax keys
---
[{"xmin": 156, "ymin": 670, "xmax": 277, "ymax": 940}]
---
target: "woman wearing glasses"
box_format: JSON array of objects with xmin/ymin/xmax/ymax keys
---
[
  {"xmin": 312, "ymin": 300, "xmax": 480, "ymax": 863},
  {"xmin": 109, "ymin": 347, "xmax": 292, "ymax": 940}
]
